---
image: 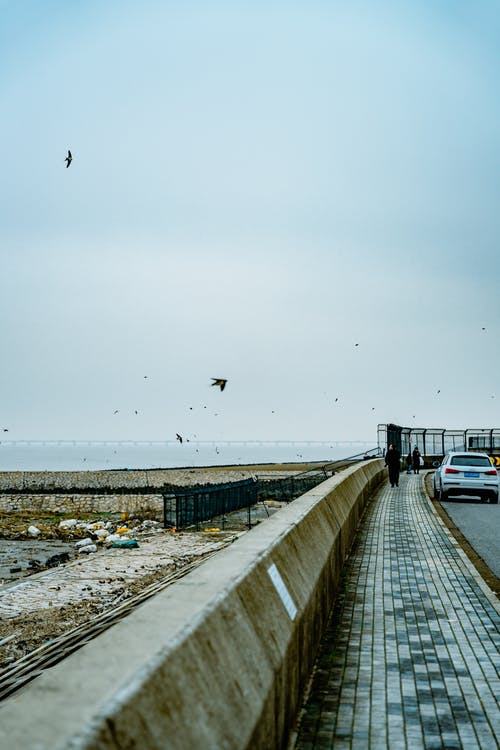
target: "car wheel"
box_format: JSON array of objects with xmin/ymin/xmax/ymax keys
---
[
  {"xmin": 440, "ymin": 489, "xmax": 448, "ymax": 501},
  {"xmin": 434, "ymin": 484, "xmax": 441, "ymax": 500},
  {"xmin": 490, "ymin": 494, "xmax": 498, "ymax": 504}
]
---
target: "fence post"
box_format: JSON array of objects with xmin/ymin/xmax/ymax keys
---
[{"xmin": 247, "ymin": 487, "xmax": 251, "ymax": 530}]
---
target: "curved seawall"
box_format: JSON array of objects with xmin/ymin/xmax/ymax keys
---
[{"xmin": 0, "ymin": 459, "xmax": 385, "ymax": 750}]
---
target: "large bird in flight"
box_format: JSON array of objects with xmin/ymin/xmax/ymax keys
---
[
  {"xmin": 65, "ymin": 150, "xmax": 72, "ymax": 168},
  {"xmin": 211, "ymin": 378, "xmax": 227, "ymax": 391}
]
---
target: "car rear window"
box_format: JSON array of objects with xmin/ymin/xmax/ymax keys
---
[{"xmin": 450, "ymin": 455, "xmax": 492, "ymax": 467}]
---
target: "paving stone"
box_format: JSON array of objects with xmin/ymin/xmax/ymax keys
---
[{"xmin": 294, "ymin": 473, "xmax": 500, "ymax": 749}]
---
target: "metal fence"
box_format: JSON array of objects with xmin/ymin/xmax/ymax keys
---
[
  {"xmin": 163, "ymin": 478, "xmax": 258, "ymax": 530},
  {"xmin": 256, "ymin": 468, "xmax": 331, "ymax": 503},
  {"xmin": 162, "ymin": 447, "xmax": 382, "ymax": 530}
]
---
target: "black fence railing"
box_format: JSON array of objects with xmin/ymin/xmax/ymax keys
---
[
  {"xmin": 162, "ymin": 447, "xmax": 382, "ymax": 529},
  {"xmin": 257, "ymin": 470, "xmax": 329, "ymax": 503},
  {"xmin": 163, "ymin": 478, "xmax": 258, "ymax": 530}
]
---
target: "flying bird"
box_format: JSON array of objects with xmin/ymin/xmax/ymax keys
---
[
  {"xmin": 354, "ymin": 343, "xmax": 359, "ymax": 347},
  {"xmin": 335, "ymin": 398, "xmax": 339, "ymax": 402},
  {"xmin": 437, "ymin": 390, "xmax": 441, "ymax": 394},
  {"xmin": 211, "ymin": 378, "xmax": 227, "ymax": 391},
  {"xmin": 176, "ymin": 433, "xmax": 183, "ymax": 444},
  {"xmin": 64, "ymin": 150, "xmax": 72, "ymax": 168}
]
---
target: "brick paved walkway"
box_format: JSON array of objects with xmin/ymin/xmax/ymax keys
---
[{"xmin": 294, "ymin": 473, "xmax": 500, "ymax": 750}]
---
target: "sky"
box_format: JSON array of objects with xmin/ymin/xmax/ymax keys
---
[{"xmin": 1, "ymin": 0, "xmax": 500, "ymax": 442}]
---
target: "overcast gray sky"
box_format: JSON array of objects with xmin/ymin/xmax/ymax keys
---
[{"xmin": 1, "ymin": 1, "xmax": 500, "ymax": 441}]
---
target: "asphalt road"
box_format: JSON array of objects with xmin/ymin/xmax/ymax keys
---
[{"xmin": 439, "ymin": 496, "xmax": 500, "ymax": 578}]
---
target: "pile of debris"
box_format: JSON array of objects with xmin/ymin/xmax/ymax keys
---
[
  {"xmin": 25, "ymin": 517, "xmax": 164, "ymax": 555},
  {"xmin": 58, "ymin": 517, "xmax": 162, "ymax": 554}
]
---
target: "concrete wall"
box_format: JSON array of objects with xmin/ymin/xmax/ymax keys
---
[{"xmin": 0, "ymin": 459, "xmax": 385, "ymax": 750}]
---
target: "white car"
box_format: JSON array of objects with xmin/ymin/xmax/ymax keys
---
[{"xmin": 433, "ymin": 451, "xmax": 498, "ymax": 503}]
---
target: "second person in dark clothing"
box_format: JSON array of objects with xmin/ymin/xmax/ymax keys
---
[
  {"xmin": 412, "ymin": 447, "xmax": 421, "ymax": 474},
  {"xmin": 406, "ymin": 452, "xmax": 412, "ymax": 474}
]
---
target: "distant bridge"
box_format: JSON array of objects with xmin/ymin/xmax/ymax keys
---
[{"xmin": 0, "ymin": 439, "xmax": 374, "ymax": 448}]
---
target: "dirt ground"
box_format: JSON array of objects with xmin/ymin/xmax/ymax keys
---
[
  {"xmin": 0, "ymin": 531, "xmax": 240, "ymax": 669},
  {"xmin": 0, "ymin": 499, "xmax": 284, "ymax": 670}
]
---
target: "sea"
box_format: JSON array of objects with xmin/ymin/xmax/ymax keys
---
[{"xmin": 0, "ymin": 440, "xmax": 377, "ymax": 472}]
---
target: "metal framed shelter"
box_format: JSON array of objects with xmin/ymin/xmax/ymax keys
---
[{"xmin": 378, "ymin": 424, "xmax": 500, "ymax": 458}]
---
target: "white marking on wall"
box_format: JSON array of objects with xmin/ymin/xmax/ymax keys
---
[{"xmin": 267, "ymin": 563, "xmax": 297, "ymax": 621}]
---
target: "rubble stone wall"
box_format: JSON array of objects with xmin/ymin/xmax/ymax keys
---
[
  {"xmin": 0, "ymin": 494, "xmax": 163, "ymax": 515},
  {"xmin": 0, "ymin": 468, "xmax": 269, "ymax": 492}
]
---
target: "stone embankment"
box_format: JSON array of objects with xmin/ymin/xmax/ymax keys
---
[
  {"xmin": 0, "ymin": 467, "xmax": 295, "ymax": 491},
  {"xmin": 0, "ymin": 493, "xmax": 164, "ymax": 515},
  {"xmin": 0, "ymin": 467, "xmax": 296, "ymax": 515}
]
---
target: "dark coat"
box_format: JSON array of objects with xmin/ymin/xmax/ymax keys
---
[
  {"xmin": 385, "ymin": 448, "xmax": 401, "ymax": 468},
  {"xmin": 412, "ymin": 449, "xmax": 421, "ymax": 468}
]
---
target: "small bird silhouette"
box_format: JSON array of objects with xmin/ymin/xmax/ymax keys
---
[
  {"xmin": 335, "ymin": 398, "xmax": 339, "ymax": 402},
  {"xmin": 211, "ymin": 378, "xmax": 227, "ymax": 391},
  {"xmin": 64, "ymin": 150, "xmax": 72, "ymax": 168},
  {"xmin": 482, "ymin": 327, "xmax": 486, "ymax": 331},
  {"xmin": 134, "ymin": 410, "xmax": 138, "ymax": 415},
  {"xmin": 113, "ymin": 410, "xmax": 119, "ymax": 414},
  {"xmin": 354, "ymin": 343, "xmax": 359, "ymax": 347},
  {"xmin": 176, "ymin": 433, "xmax": 183, "ymax": 443},
  {"xmin": 437, "ymin": 390, "xmax": 441, "ymax": 394},
  {"xmin": 2, "ymin": 428, "xmax": 8, "ymax": 432}
]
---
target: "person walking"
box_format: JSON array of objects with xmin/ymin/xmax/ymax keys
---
[
  {"xmin": 385, "ymin": 444, "xmax": 401, "ymax": 487},
  {"xmin": 412, "ymin": 447, "xmax": 421, "ymax": 474},
  {"xmin": 406, "ymin": 452, "xmax": 412, "ymax": 475}
]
